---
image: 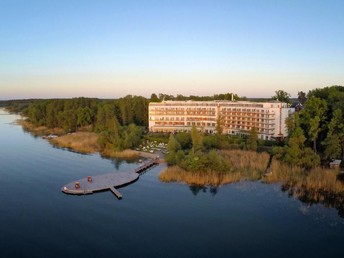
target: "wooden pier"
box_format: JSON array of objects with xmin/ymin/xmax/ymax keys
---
[{"xmin": 61, "ymin": 158, "xmax": 159, "ymax": 198}]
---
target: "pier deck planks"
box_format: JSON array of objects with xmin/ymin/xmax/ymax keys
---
[{"xmin": 61, "ymin": 159, "xmax": 158, "ymax": 197}]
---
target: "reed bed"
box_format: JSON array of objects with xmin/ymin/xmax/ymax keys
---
[
  {"xmin": 101, "ymin": 149, "xmax": 140, "ymax": 159},
  {"xmin": 222, "ymin": 150, "xmax": 270, "ymax": 180},
  {"xmin": 263, "ymin": 158, "xmax": 344, "ymax": 202},
  {"xmin": 52, "ymin": 131, "xmax": 140, "ymax": 158},
  {"xmin": 159, "ymin": 166, "xmax": 242, "ymax": 186},
  {"xmin": 51, "ymin": 132, "xmax": 99, "ymax": 154},
  {"xmin": 263, "ymin": 159, "xmax": 304, "ymax": 183},
  {"xmin": 303, "ymin": 167, "xmax": 344, "ymax": 193},
  {"xmin": 21, "ymin": 120, "xmax": 140, "ymax": 159},
  {"xmin": 160, "ymin": 150, "xmax": 271, "ymax": 186}
]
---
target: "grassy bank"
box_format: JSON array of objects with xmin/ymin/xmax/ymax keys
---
[
  {"xmin": 50, "ymin": 132, "xmax": 99, "ymax": 154},
  {"xmin": 52, "ymin": 133, "xmax": 140, "ymax": 159},
  {"xmin": 21, "ymin": 120, "xmax": 140, "ymax": 159},
  {"xmin": 19, "ymin": 120, "xmax": 65, "ymax": 136}
]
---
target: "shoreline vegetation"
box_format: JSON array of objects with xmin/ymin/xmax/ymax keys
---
[
  {"xmin": 159, "ymin": 150, "xmax": 269, "ymax": 186},
  {"xmin": 3, "ymin": 87, "xmax": 344, "ymax": 215},
  {"xmin": 159, "ymin": 150, "xmax": 270, "ymax": 185},
  {"xmin": 159, "ymin": 152, "xmax": 344, "ymax": 194},
  {"xmin": 19, "ymin": 119, "xmax": 140, "ymax": 159},
  {"xmin": 159, "ymin": 150, "xmax": 344, "ymax": 217}
]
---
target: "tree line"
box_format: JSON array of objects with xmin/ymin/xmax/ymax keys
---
[
  {"xmin": 3, "ymin": 86, "xmax": 344, "ymax": 166},
  {"xmin": 149, "ymin": 92, "xmax": 244, "ymax": 102},
  {"xmin": 13, "ymin": 96, "xmax": 148, "ymax": 130},
  {"xmin": 1, "ymin": 96, "xmax": 148, "ymax": 151},
  {"xmin": 274, "ymin": 85, "xmax": 344, "ymax": 168}
]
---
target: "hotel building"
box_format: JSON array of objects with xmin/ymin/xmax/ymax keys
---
[{"xmin": 148, "ymin": 100, "xmax": 295, "ymax": 140}]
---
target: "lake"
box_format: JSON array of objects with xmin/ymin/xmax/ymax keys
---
[{"xmin": 0, "ymin": 109, "xmax": 343, "ymax": 258}]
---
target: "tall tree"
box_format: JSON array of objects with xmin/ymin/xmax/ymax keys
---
[
  {"xmin": 300, "ymin": 96, "xmax": 327, "ymax": 153},
  {"xmin": 150, "ymin": 93, "xmax": 160, "ymax": 102},
  {"xmin": 215, "ymin": 113, "xmax": 224, "ymax": 135},
  {"xmin": 166, "ymin": 134, "xmax": 181, "ymax": 165},
  {"xmin": 175, "ymin": 132, "xmax": 192, "ymax": 149},
  {"xmin": 272, "ymin": 90, "xmax": 291, "ymax": 103},
  {"xmin": 273, "ymin": 113, "xmax": 320, "ymax": 169},
  {"xmin": 297, "ymin": 91, "xmax": 307, "ymax": 104},
  {"xmin": 191, "ymin": 126, "xmax": 203, "ymax": 154},
  {"xmin": 167, "ymin": 134, "xmax": 181, "ymax": 153},
  {"xmin": 247, "ymin": 127, "xmax": 258, "ymax": 151},
  {"xmin": 76, "ymin": 107, "xmax": 93, "ymax": 127},
  {"xmin": 322, "ymin": 109, "xmax": 344, "ymax": 160}
]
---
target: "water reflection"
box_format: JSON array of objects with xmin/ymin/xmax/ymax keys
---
[
  {"xmin": 111, "ymin": 158, "xmax": 125, "ymax": 169},
  {"xmin": 282, "ymin": 184, "xmax": 344, "ymax": 218},
  {"xmin": 189, "ymin": 184, "xmax": 219, "ymax": 196}
]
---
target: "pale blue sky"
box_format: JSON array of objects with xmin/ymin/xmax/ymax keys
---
[{"xmin": 1, "ymin": 0, "xmax": 343, "ymax": 99}]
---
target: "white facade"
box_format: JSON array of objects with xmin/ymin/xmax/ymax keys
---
[{"xmin": 148, "ymin": 100, "xmax": 294, "ymax": 140}]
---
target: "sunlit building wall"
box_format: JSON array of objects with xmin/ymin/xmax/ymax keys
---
[{"xmin": 148, "ymin": 101, "xmax": 294, "ymax": 140}]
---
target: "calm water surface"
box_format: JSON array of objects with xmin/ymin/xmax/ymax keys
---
[{"xmin": 0, "ymin": 109, "xmax": 344, "ymax": 258}]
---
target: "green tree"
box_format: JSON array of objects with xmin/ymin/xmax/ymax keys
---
[
  {"xmin": 27, "ymin": 102, "xmax": 46, "ymax": 125},
  {"xmin": 300, "ymin": 96, "xmax": 327, "ymax": 153},
  {"xmin": 191, "ymin": 125, "xmax": 203, "ymax": 154},
  {"xmin": 322, "ymin": 133, "xmax": 341, "ymax": 160},
  {"xmin": 215, "ymin": 113, "xmax": 224, "ymax": 135},
  {"xmin": 118, "ymin": 96, "xmax": 134, "ymax": 125},
  {"xmin": 124, "ymin": 124, "xmax": 143, "ymax": 149},
  {"xmin": 247, "ymin": 127, "xmax": 258, "ymax": 151},
  {"xmin": 108, "ymin": 116, "xmax": 122, "ymax": 150},
  {"xmin": 175, "ymin": 132, "xmax": 192, "ymax": 149},
  {"xmin": 46, "ymin": 101, "xmax": 58, "ymax": 128},
  {"xmin": 297, "ymin": 91, "xmax": 307, "ymax": 104},
  {"xmin": 77, "ymin": 107, "xmax": 93, "ymax": 127},
  {"xmin": 273, "ymin": 113, "xmax": 320, "ymax": 169},
  {"xmin": 95, "ymin": 102, "xmax": 117, "ymax": 132},
  {"xmin": 57, "ymin": 109, "xmax": 77, "ymax": 132},
  {"xmin": 203, "ymin": 135, "xmax": 220, "ymax": 150},
  {"xmin": 95, "ymin": 104, "xmax": 106, "ymax": 132},
  {"xmin": 150, "ymin": 93, "xmax": 160, "ymax": 102},
  {"xmin": 132, "ymin": 96, "xmax": 148, "ymax": 126},
  {"xmin": 167, "ymin": 134, "xmax": 181, "ymax": 153},
  {"xmin": 272, "ymin": 90, "xmax": 291, "ymax": 103},
  {"xmin": 322, "ymin": 109, "xmax": 344, "ymax": 160},
  {"xmin": 166, "ymin": 134, "xmax": 181, "ymax": 165}
]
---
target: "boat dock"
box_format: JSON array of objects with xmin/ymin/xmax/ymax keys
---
[{"xmin": 61, "ymin": 158, "xmax": 159, "ymax": 199}]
